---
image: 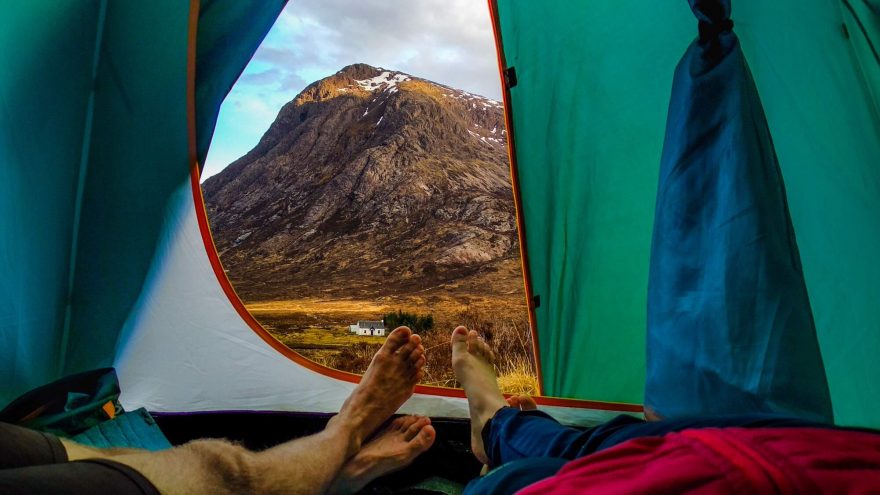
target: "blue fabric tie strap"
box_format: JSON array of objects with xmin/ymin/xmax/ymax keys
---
[
  {"xmin": 697, "ymin": 19, "xmax": 733, "ymax": 42},
  {"xmin": 645, "ymin": 0, "xmax": 834, "ymax": 423}
]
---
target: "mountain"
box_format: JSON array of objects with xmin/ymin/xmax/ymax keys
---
[{"xmin": 202, "ymin": 63, "xmax": 523, "ymax": 302}]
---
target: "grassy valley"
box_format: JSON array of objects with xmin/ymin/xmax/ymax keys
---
[{"xmin": 247, "ymin": 284, "xmax": 537, "ymax": 394}]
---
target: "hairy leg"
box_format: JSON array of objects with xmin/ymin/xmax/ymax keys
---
[
  {"xmin": 327, "ymin": 415, "xmax": 435, "ymax": 495},
  {"xmin": 60, "ymin": 439, "xmax": 145, "ymax": 461},
  {"xmin": 88, "ymin": 326, "xmax": 425, "ymax": 495},
  {"xmin": 451, "ymin": 326, "xmax": 507, "ymax": 465}
]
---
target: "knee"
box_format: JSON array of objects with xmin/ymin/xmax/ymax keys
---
[{"xmin": 180, "ymin": 439, "xmax": 257, "ymax": 493}]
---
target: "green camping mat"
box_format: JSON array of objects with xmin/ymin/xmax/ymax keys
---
[{"xmin": 72, "ymin": 407, "xmax": 172, "ymax": 451}]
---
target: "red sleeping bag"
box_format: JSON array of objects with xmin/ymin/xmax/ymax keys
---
[{"xmin": 517, "ymin": 427, "xmax": 880, "ymax": 494}]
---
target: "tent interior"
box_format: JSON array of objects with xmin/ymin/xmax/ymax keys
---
[{"xmin": 2, "ymin": 0, "xmax": 879, "ymax": 489}]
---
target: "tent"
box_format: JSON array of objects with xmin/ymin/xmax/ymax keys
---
[
  {"xmin": 2, "ymin": 0, "xmax": 878, "ymax": 445},
  {"xmin": 491, "ymin": 0, "xmax": 880, "ymax": 427}
]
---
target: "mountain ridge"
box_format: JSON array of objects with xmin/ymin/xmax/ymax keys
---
[{"xmin": 203, "ymin": 63, "xmax": 523, "ymax": 303}]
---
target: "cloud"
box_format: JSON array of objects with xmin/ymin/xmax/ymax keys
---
[
  {"xmin": 237, "ymin": 68, "xmax": 283, "ymax": 86},
  {"xmin": 203, "ymin": 0, "xmax": 501, "ymax": 179},
  {"xmin": 272, "ymin": 0, "xmax": 502, "ymax": 98}
]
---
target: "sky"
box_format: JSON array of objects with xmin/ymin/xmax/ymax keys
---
[{"xmin": 201, "ymin": 0, "xmax": 502, "ymax": 180}]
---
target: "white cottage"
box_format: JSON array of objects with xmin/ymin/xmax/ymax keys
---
[{"xmin": 349, "ymin": 320, "xmax": 385, "ymax": 336}]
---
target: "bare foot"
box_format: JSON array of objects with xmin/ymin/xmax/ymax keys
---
[
  {"xmin": 328, "ymin": 416, "xmax": 436, "ymax": 494},
  {"xmin": 334, "ymin": 327, "xmax": 426, "ymax": 454},
  {"xmin": 451, "ymin": 326, "xmax": 507, "ymax": 465},
  {"xmin": 506, "ymin": 395, "xmax": 538, "ymax": 411}
]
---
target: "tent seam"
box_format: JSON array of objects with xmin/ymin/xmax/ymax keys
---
[
  {"xmin": 842, "ymin": 0, "xmax": 880, "ymax": 66},
  {"xmin": 59, "ymin": 0, "xmax": 109, "ymax": 374}
]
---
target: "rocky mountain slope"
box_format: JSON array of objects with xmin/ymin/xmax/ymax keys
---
[{"xmin": 203, "ymin": 64, "xmax": 522, "ymax": 301}]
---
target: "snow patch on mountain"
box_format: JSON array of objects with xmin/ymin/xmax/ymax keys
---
[{"xmin": 356, "ymin": 71, "xmax": 411, "ymax": 91}]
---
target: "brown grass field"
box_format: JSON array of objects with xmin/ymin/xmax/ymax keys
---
[{"xmin": 246, "ymin": 292, "xmax": 538, "ymax": 394}]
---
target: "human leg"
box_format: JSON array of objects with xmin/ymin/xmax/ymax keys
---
[
  {"xmin": 0, "ymin": 460, "xmax": 161, "ymax": 495},
  {"xmin": 46, "ymin": 414, "xmax": 436, "ymax": 495},
  {"xmin": 61, "ymin": 414, "xmax": 436, "ymax": 495},
  {"xmin": 0, "ymin": 421, "xmax": 69, "ymax": 468},
  {"xmin": 484, "ymin": 407, "xmax": 832, "ymax": 467},
  {"xmin": 0, "ymin": 422, "xmax": 159, "ymax": 494},
  {"xmin": 60, "ymin": 438, "xmax": 145, "ymax": 461},
  {"xmin": 451, "ymin": 325, "xmax": 633, "ymax": 468},
  {"xmin": 48, "ymin": 326, "xmax": 426, "ymax": 495},
  {"xmin": 450, "ymin": 326, "xmax": 508, "ymax": 465},
  {"xmin": 450, "ymin": 325, "xmax": 830, "ymax": 471}
]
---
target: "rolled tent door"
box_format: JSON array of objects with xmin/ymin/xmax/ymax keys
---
[{"xmin": 645, "ymin": 0, "xmax": 832, "ymax": 423}]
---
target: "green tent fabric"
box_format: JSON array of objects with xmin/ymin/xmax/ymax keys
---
[
  {"xmin": 494, "ymin": 1, "xmax": 690, "ymax": 407},
  {"xmin": 195, "ymin": 0, "xmax": 287, "ymax": 167},
  {"xmin": 494, "ymin": 0, "xmax": 880, "ymax": 426},
  {"xmin": 0, "ymin": 0, "xmax": 285, "ymax": 406},
  {"xmin": 62, "ymin": 0, "xmax": 195, "ymax": 376},
  {"xmin": 1, "ymin": 0, "xmax": 106, "ymax": 409}
]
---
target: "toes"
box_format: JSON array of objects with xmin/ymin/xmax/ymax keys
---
[
  {"xmin": 384, "ymin": 327, "xmax": 412, "ymax": 353},
  {"xmin": 466, "ymin": 330, "xmax": 480, "ymax": 352},
  {"xmin": 395, "ymin": 415, "xmax": 419, "ymax": 432},
  {"xmin": 409, "ymin": 347, "xmax": 425, "ymax": 365},
  {"xmin": 644, "ymin": 407, "xmax": 664, "ymax": 422},
  {"xmin": 410, "ymin": 363, "xmax": 424, "ymax": 377},
  {"xmin": 397, "ymin": 337, "xmax": 419, "ymax": 361},
  {"xmin": 507, "ymin": 395, "xmax": 536, "ymax": 411},
  {"xmin": 415, "ymin": 425, "xmax": 436, "ymax": 450},
  {"xmin": 404, "ymin": 416, "xmax": 431, "ymax": 441},
  {"xmin": 451, "ymin": 326, "xmax": 468, "ymax": 348},
  {"xmin": 391, "ymin": 416, "xmax": 410, "ymax": 431},
  {"xmin": 464, "ymin": 330, "xmax": 495, "ymax": 363},
  {"xmin": 409, "ymin": 339, "xmax": 425, "ymax": 364},
  {"xmin": 409, "ymin": 352, "xmax": 423, "ymax": 367},
  {"xmin": 411, "ymin": 355, "xmax": 426, "ymax": 373},
  {"xmin": 467, "ymin": 331, "xmax": 489, "ymax": 358}
]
